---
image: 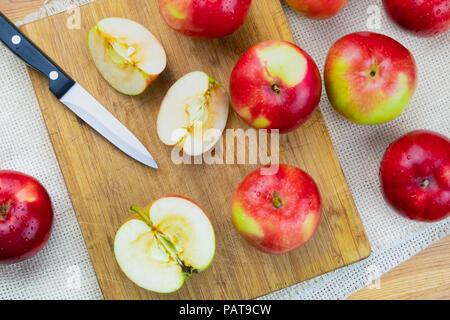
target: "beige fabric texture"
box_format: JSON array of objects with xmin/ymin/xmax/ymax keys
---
[{"xmin": 0, "ymin": 0, "xmax": 448, "ymax": 300}]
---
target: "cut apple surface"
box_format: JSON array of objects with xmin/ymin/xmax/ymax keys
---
[
  {"xmin": 157, "ymin": 71, "xmax": 229, "ymax": 156},
  {"xmin": 87, "ymin": 17, "xmax": 167, "ymax": 95},
  {"xmin": 114, "ymin": 196, "xmax": 215, "ymax": 293}
]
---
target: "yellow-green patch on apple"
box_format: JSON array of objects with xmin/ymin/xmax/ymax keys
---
[
  {"xmin": 232, "ymin": 203, "xmax": 264, "ymax": 238},
  {"xmin": 257, "ymin": 43, "xmax": 307, "ymax": 87},
  {"xmin": 253, "ymin": 116, "xmax": 271, "ymax": 129},
  {"xmin": 167, "ymin": 4, "xmax": 187, "ymax": 20}
]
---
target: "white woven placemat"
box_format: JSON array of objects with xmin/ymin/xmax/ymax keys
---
[{"xmin": 0, "ymin": 0, "xmax": 448, "ymax": 300}]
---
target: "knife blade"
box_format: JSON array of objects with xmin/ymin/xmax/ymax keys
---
[{"xmin": 0, "ymin": 12, "xmax": 158, "ymax": 168}]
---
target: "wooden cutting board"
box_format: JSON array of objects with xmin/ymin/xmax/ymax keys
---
[{"xmin": 22, "ymin": 0, "xmax": 370, "ymax": 300}]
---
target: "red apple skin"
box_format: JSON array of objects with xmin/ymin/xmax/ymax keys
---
[
  {"xmin": 324, "ymin": 32, "xmax": 417, "ymax": 125},
  {"xmin": 383, "ymin": 0, "xmax": 450, "ymax": 37},
  {"xmin": 232, "ymin": 165, "xmax": 322, "ymax": 254},
  {"xmin": 285, "ymin": 0, "xmax": 350, "ymax": 20},
  {"xmin": 230, "ymin": 41, "xmax": 322, "ymax": 133},
  {"xmin": 0, "ymin": 171, "xmax": 53, "ymax": 264},
  {"xmin": 380, "ymin": 131, "xmax": 450, "ymax": 222},
  {"xmin": 158, "ymin": 0, "xmax": 252, "ymax": 39}
]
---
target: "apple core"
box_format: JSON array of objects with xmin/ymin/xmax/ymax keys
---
[
  {"xmin": 157, "ymin": 71, "xmax": 229, "ymax": 156},
  {"xmin": 87, "ymin": 17, "xmax": 167, "ymax": 95},
  {"xmin": 130, "ymin": 205, "xmax": 197, "ymax": 277}
]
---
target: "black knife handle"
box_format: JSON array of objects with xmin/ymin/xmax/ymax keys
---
[{"xmin": 0, "ymin": 12, "xmax": 75, "ymax": 99}]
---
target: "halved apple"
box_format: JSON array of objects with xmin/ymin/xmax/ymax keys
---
[
  {"xmin": 157, "ymin": 71, "xmax": 229, "ymax": 156},
  {"xmin": 87, "ymin": 17, "xmax": 167, "ymax": 95},
  {"xmin": 114, "ymin": 196, "xmax": 215, "ymax": 293}
]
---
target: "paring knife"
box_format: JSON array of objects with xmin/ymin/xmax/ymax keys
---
[{"xmin": 0, "ymin": 12, "xmax": 158, "ymax": 168}]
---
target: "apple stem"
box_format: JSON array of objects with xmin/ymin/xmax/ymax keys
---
[
  {"xmin": 177, "ymin": 258, "xmax": 198, "ymax": 277},
  {"xmin": 272, "ymin": 192, "xmax": 283, "ymax": 209},
  {"xmin": 130, "ymin": 205, "xmax": 154, "ymax": 228},
  {"xmin": 0, "ymin": 200, "xmax": 11, "ymax": 221},
  {"xmin": 420, "ymin": 179, "xmax": 430, "ymax": 189},
  {"xmin": 271, "ymin": 84, "xmax": 281, "ymax": 94}
]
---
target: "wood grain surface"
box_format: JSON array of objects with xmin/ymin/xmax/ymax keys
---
[
  {"xmin": 350, "ymin": 236, "xmax": 450, "ymax": 300},
  {"xmin": 20, "ymin": 0, "xmax": 371, "ymax": 299},
  {"xmin": 0, "ymin": 0, "xmax": 43, "ymax": 23}
]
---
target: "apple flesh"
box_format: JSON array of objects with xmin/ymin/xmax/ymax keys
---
[
  {"xmin": 114, "ymin": 196, "xmax": 215, "ymax": 293},
  {"xmin": 324, "ymin": 32, "xmax": 417, "ymax": 125},
  {"xmin": 380, "ymin": 130, "xmax": 450, "ymax": 222},
  {"xmin": 87, "ymin": 17, "xmax": 167, "ymax": 95},
  {"xmin": 0, "ymin": 171, "xmax": 53, "ymax": 264},
  {"xmin": 157, "ymin": 71, "xmax": 229, "ymax": 156},
  {"xmin": 230, "ymin": 41, "xmax": 322, "ymax": 133},
  {"xmin": 232, "ymin": 165, "xmax": 322, "ymax": 255},
  {"xmin": 158, "ymin": 0, "xmax": 252, "ymax": 38},
  {"xmin": 383, "ymin": 0, "xmax": 450, "ymax": 37},
  {"xmin": 285, "ymin": 0, "xmax": 349, "ymax": 20}
]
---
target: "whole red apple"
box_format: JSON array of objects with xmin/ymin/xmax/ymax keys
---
[
  {"xmin": 231, "ymin": 165, "xmax": 322, "ymax": 254},
  {"xmin": 230, "ymin": 41, "xmax": 322, "ymax": 133},
  {"xmin": 285, "ymin": 0, "xmax": 350, "ymax": 20},
  {"xmin": 0, "ymin": 171, "xmax": 53, "ymax": 264},
  {"xmin": 324, "ymin": 32, "xmax": 417, "ymax": 125},
  {"xmin": 383, "ymin": 0, "xmax": 450, "ymax": 37},
  {"xmin": 380, "ymin": 131, "xmax": 450, "ymax": 222},
  {"xmin": 158, "ymin": 0, "xmax": 252, "ymax": 38}
]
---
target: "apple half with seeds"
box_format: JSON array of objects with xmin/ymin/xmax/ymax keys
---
[
  {"xmin": 87, "ymin": 17, "xmax": 167, "ymax": 95},
  {"xmin": 157, "ymin": 71, "xmax": 229, "ymax": 156},
  {"xmin": 114, "ymin": 196, "xmax": 215, "ymax": 293}
]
